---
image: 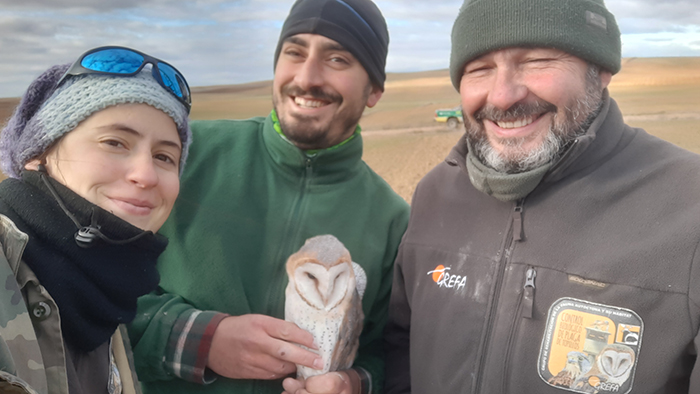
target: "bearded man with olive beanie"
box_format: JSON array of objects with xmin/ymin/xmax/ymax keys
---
[
  {"xmin": 384, "ymin": 0, "xmax": 700, "ymax": 393},
  {"xmin": 129, "ymin": 1, "xmax": 409, "ymax": 394}
]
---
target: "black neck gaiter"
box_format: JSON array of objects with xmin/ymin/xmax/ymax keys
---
[{"xmin": 0, "ymin": 171, "xmax": 166, "ymax": 352}]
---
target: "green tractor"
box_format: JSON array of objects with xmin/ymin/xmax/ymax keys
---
[{"xmin": 434, "ymin": 106, "xmax": 463, "ymax": 129}]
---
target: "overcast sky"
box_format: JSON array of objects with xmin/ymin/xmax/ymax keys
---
[{"xmin": 1, "ymin": 0, "xmax": 699, "ymax": 98}]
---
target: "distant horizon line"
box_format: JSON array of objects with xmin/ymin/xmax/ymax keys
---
[
  {"xmin": 188, "ymin": 55, "xmax": 700, "ymax": 91},
  {"xmin": 1, "ymin": 55, "xmax": 698, "ymax": 100}
]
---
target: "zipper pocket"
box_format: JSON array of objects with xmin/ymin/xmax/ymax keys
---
[
  {"xmin": 503, "ymin": 266, "xmax": 537, "ymax": 392},
  {"xmin": 522, "ymin": 267, "xmax": 536, "ymax": 319}
]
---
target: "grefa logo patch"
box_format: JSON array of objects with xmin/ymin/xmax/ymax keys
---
[
  {"xmin": 539, "ymin": 298, "xmax": 643, "ymax": 394},
  {"xmin": 427, "ymin": 265, "xmax": 466, "ymax": 291}
]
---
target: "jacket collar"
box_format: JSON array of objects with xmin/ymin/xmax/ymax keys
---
[
  {"xmin": 542, "ymin": 91, "xmax": 629, "ymax": 184},
  {"xmin": 261, "ymin": 113, "xmax": 364, "ymax": 183},
  {"xmin": 0, "ymin": 214, "xmax": 29, "ymax": 275},
  {"xmin": 447, "ymin": 91, "xmax": 629, "ymax": 191}
]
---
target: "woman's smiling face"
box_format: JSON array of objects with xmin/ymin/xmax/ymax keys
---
[{"xmin": 27, "ymin": 103, "xmax": 182, "ymax": 232}]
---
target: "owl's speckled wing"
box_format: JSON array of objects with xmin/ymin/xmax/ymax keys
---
[
  {"xmin": 352, "ymin": 262, "xmax": 366, "ymax": 299},
  {"xmin": 329, "ymin": 288, "xmax": 364, "ymax": 371}
]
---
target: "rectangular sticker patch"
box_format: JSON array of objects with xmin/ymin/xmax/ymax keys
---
[
  {"xmin": 538, "ymin": 298, "xmax": 643, "ymax": 394},
  {"xmin": 586, "ymin": 10, "xmax": 608, "ymax": 32}
]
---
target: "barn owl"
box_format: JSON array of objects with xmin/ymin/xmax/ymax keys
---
[
  {"xmin": 285, "ymin": 235, "xmax": 366, "ymax": 380},
  {"xmin": 572, "ymin": 344, "xmax": 636, "ymax": 392}
]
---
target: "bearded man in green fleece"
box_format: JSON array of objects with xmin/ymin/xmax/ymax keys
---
[{"xmin": 128, "ymin": 1, "xmax": 409, "ymax": 394}]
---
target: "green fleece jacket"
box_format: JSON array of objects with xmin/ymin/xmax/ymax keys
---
[{"xmin": 129, "ymin": 113, "xmax": 410, "ymax": 394}]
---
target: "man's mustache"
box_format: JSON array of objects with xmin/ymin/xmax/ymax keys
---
[
  {"xmin": 474, "ymin": 100, "xmax": 557, "ymax": 122},
  {"xmin": 282, "ymin": 85, "xmax": 342, "ymax": 104}
]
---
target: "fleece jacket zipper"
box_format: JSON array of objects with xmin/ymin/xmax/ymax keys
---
[
  {"xmin": 474, "ymin": 199, "xmax": 524, "ymax": 393},
  {"xmin": 268, "ymin": 157, "xmax": 314, "ymax": 318}
]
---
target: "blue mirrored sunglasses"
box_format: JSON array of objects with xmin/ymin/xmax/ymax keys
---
[{"xmin": 56, "ymin": 46, "xmax": 191, "ymax": 113}]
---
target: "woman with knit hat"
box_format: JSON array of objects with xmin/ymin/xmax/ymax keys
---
[{"xmin": 0, "ymin": 46, "xmax": 191, "ymax": 394}]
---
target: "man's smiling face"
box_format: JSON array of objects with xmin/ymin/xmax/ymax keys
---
[
  {"xmin": 272, "ymin": 33, "xmax": 382, "ymax": 150},
  {"xmin": 459, "ymin": 47, "xmax": 611, "ymax": 173}
]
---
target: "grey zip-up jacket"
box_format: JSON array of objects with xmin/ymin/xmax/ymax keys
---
[{"xmin": 384, "ymin": 95, "xmax": 700, "ymax": 394}]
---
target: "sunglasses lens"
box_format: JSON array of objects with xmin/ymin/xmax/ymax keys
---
[
  {"xmin": 158, "ymin": 62, "xmax": 188, "ymax": 100},
  {"xmin": 81, "ymin": 48, "xmax": 145, "ymax": 74}
]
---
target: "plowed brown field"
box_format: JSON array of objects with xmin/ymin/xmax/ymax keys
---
[{"xmin": 2, "ymin": 57, "xmax": 699, "ymax": 202}]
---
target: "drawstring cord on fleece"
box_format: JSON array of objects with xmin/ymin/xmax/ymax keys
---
[{"xmin": 36, "ymin": 164, "xmax": 150, "ymax": 248}]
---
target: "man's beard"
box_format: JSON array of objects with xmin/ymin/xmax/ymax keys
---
[
  {"xmin": 273, "ymin": 84, "xmax": 369, "ymax": 149},
  {"xmin": 466, "ymin": 65, "xmax": 605, "ymax": 174}
]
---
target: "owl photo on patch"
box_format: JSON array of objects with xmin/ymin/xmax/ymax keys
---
[{"xmin": 284, "ymin": 234, "xmax": 366, "ymax": 380}]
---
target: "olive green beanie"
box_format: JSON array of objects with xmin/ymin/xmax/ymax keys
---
[{"xmin": 450, "ymin": 0, "xmax": 621, "ymax": 90}]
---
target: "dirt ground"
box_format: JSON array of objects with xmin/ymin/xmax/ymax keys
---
[
  {"xmin": 362, "ymin": 126, "xmax": 463, "ymax": 202},
  {"xmin": 1, "ymin": 57, "xmax": 698, "ymax": 201}
]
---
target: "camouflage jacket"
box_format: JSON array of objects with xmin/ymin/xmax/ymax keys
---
[{"xmin": 0, "ymin": 214, "xmax": 142, "ymax": 394}]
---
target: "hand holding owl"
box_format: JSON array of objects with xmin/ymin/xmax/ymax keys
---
[
  {"xmin": 284, "ymin": 235, "xmax": 366, "ymax": 388},
  {"xmin": 282, "ymin": 369, "xmax": 361, "ymax": 394},
  {"xmin": 207, "ymin": 314, "xmax": 324, "ymax": 380}
]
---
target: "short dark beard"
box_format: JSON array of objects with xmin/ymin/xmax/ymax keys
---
[
  {"xmin": 466, "ymin": 64, "xmax": 605, "ymax": 174},
  {"xmin": 274, "ymin": 84, "xmax": 371, "ymax": 150}
]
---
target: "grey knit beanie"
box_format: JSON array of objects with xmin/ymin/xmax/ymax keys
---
[
  {"xmin": 450, "ymin": 0, "xmax": 621, "ymax": 90},
  {"xmin": 273, "ymin": 0, "xmax": 389, "ymax": 90},
  {"xmin": 0, "ymin": 63, "xmax": 191, "ymax": 179}
]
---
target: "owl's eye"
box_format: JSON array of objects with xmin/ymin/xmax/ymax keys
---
[{"xmin": 307, "ymin": 273, "xmax": 317, "ymax": 280}]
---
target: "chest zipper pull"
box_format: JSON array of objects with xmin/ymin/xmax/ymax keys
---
[
  {"xmin": 513, "ymin": 203, "xmax": 524, "ymax": 242},
  {"xmin": 305, "ymin": 158, "xmax": 313, "ymax": 175},
  {"xmin": 522, "ymin": 267, "xmax": 536, "ymax": 319}
]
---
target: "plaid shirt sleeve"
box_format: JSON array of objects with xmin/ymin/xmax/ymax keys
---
[{"xmin": 164, "ymin": 310, "xmax": 229, "ymax": 384}]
